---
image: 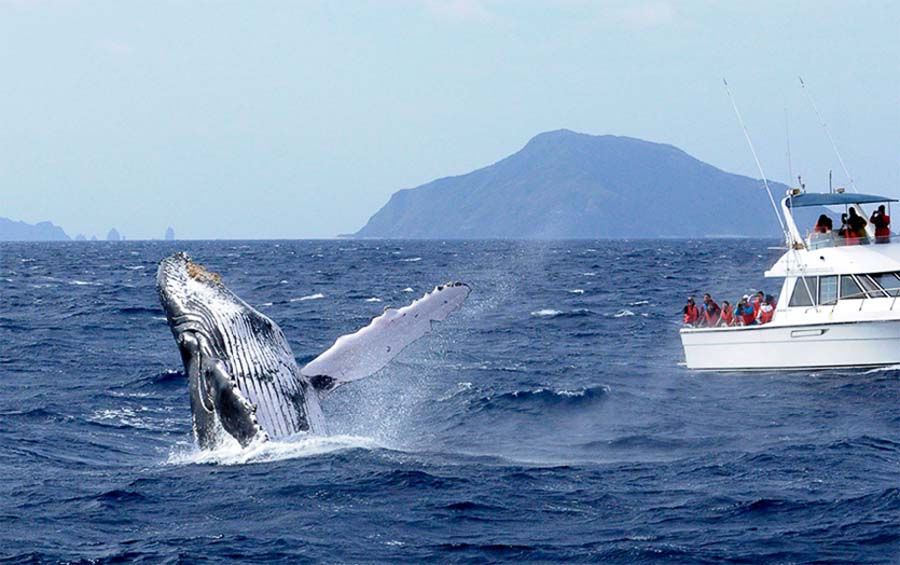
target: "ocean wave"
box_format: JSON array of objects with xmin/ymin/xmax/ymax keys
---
[
  {"xmin": 402, "ymin": 287, "xmax": 415, "ymax": 292},
  {"xmin": 567, "ymin": 289, "xmax": 585, "ymax": 294},
  {"xmin": 613, "ymin": 309, "xmax": 635, "ymax": 317},
  {"xmin": 469, "ymin": 385, "xmax": 610, "ymax": 413},
  {"xmin": 165, "ymin": 434, "xmax": 377, "ymax": 466},
  {"xmin": 69, "ymin": 280, "xmax": 102, "ymax": 286},
  {"xmin": 628, "ymin": 299, "xmax": 650, "ymax": 306},
  {"xmin": 531, "ymin": 308, "xmax": 592, "ymax": 318},
  {"xmin": 400, "ymin": 257, "xmax": 422, "ymax": 262},
  {"xmin": 290, "ymin": 293, "xmax": 324, "ymax": 302},
  {"xmin": 365, "ymin": 297, "xmax": 383, "ymax": 302}
]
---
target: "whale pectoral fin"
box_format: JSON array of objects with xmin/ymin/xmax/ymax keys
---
[
  {"xmin": 301, "ymin": 282, "xmax": 471, "ymax": 399},
  {"xmin": 207, "ymin": 360, "xmax": 268, "ymax": 447}
]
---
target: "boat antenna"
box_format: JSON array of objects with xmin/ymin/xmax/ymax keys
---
[
  {"xmin": 799, "ymin": 76, "xmax": 858, "ymax": 193},
  {"xmin": 784, "ymin": 106, "xmax": 794, "ymax": 184},
  {"xmin": 723, "ymin": 79, "xmax": 787, "ymax": 237}
]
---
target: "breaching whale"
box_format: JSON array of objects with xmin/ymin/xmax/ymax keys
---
[{"xmin": 156, "ymin": 252, "xmax": 470, "ymax": 449}]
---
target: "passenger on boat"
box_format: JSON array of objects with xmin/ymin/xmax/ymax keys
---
[
  {"xmin": 719, "ymin": 300, "xmax": 734, "ymax": 327},
  {"xmin": 838, "ymin": 213, "xmax": 849, "ymax": 239},
  {"xmin": 756, "ymin": 295, "xmax": 776, "ymax": 324},
  {"xmin": 701, "ymin": 293, "xmax": 721, "ymax": 327},
  {"xmin": 847, "ymin": 208, "xmax": 868, "ymax": 243},
  {"xmin": 871, "ymin": 205, "xmax": 891, "ymax": 243},
  {"xmin": 814, "ymin": 214, "xmax": 833, "ymax": 234},
  {"xmin": 736, "ymin": 295, "xmax": 756, "ymax": 326},
  {"xmin": 683, "ymin": 296, "xmax": 700, "ymax": 326},
  {"xmin": 750, "ymin": 291, "xmax": 765, "ymax": 317}
]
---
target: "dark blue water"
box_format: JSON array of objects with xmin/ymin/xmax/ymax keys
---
[{"xmin": 1, "ymin": 240, "xmax": 897, "ymax": 563}]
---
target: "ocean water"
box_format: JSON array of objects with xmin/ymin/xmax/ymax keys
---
[{"xmin": 1, "ymin": 240, "xmax": 897, "ymax": 563}]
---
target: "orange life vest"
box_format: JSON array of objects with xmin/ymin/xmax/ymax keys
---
[
  {"xmin": 683, "ymin": 304, "xmax": 699, "ymax": 325},
  {"xmin": 720, "ymin": 305, "xmax": 734, "ymax": 326},
  {"xmin": 758, "ymin": 304, "xmax": 774, "ymax": 324}
]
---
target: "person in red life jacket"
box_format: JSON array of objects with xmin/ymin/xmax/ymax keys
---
[
  {"xmin": 750, "ymin": 291, "xmax": 765, "ymax": 317},
  {"xmin": 814, "ymin": 214, "xmax": 833, "ymax": 234},
  {"xmin": 701, "ymin": 293, "xmax": 721, "ymax": 327},
  {"xmin": 870, "ymin": 205, "xmax": 891, "ymax": 243},
  {"xmin": 736, "ymin": 295, "xmax": 756, "ymax": 326},
  {"xmin": 683, "ymin": 296, "xmax": 700, "ymax": 326},
  {"xmin": 756, "ymin": 294, "xmax": 776, "ymax": 324},
  {"xmin": 719, "ymin": 300, "xmax": 734, "ymax": 326}
]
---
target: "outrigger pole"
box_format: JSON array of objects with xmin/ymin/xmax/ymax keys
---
[
  {"xmin": 799, "ymin": 76, "xmax": 858, "ymax": 193},
  {"xmin": 722, "ymin": 79, "xmax": 788, "ymax": 239}
]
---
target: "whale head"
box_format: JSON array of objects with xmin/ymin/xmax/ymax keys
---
[{"xmin": 156, "ymin": 252, "xmax": 319, "ymax": 448}]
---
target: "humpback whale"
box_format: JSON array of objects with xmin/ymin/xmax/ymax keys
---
[{"xmin": 156, "ymin": 252, "xmax": 470, "ymax": 449}]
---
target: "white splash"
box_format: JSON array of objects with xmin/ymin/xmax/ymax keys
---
[
  {"xmin": 531, "ymin": 309, "xmax": 562, "ymax": 317},
  {"xmin": 165, "ymin": 434, "xmax": 378, "ymax": 466},
  {"xmin": 864, "ymin": 364, "xmax": 900, "ymax": 374},
  {"xmin": 290, "ymin": 293, "xmax": 324, "ymax": 302}
]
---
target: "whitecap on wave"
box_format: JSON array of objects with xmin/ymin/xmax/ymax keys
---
[
  {"xmin": 613, "ymin": 309, "xmax": 635, "ymax": 317},
  {"xmin": 69, "ymin": 280, "xmax": 102, "ymax": 286},
  {"xmin": 400, "ymin": 257, "xmax": 422, "ymax": 262},
  {"xmin": 402, "ymin": 287, "xmax": 414, "ymax": 292},
  {"xmin": 289, "ymin": 293, "xmax": 324, "ymax": 302},
  {"xmin": 165, "ymin": 434, "xmax": 378, "ymax": 466},
  {"xmin": 628, "ymin": 299, "xmax": 650, "ymax": 306},
  {"xmin": 568, "ymin": 289, "xmax": 585, "ymax": 294},
  {"xmin": 864, "ymin": 364, "xmax": 900, "ymax": 374},
  {"xmin": 365, "ymin": 297, "xmax": 383, "ymax": 302},
  {"xmin": 531, "ymin": 309, "xmax": 563, "ymax": 317}
]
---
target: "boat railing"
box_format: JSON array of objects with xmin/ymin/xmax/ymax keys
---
[{"xmin": 806, "ymin": 231, "xmax": 897, "ymax": 250}]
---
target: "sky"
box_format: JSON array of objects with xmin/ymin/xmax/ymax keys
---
[{"xmin": 0, "ymin": 0, "xmax": 897, "ymax": 239}]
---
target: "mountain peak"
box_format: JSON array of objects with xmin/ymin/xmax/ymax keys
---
[{"xmin": 353, "ymin": 132, "xmax": 781, "ymax": 239}]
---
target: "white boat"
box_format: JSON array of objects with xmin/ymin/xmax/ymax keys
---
[{"xmin": 681, "ymin": 190, "xmax": 900, "ymax": 371}]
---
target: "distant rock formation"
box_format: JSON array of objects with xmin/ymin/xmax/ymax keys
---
[
  {"xmin": 75, "ymin": 234, "xmax": 87, "ymax": 241},
  {"xmin": 0, "ymin": 218, "xmax": 70, "ymax": 241},
  {"xmin": 165, "ymin": 226, "xmax": 175, "ymax": 241},
  {"xmin": 106, "ymin": 228, "xmax": 122, "ymax": 241},
  {"xmin": 91, "ymin": 235, "xmax": 98, "ymax": 241},
  {"xmin": 352, "ymin": 130, "xmax": 786, "ymax": 239}
]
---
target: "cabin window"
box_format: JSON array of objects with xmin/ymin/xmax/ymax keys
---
[
  {"xmin": 871, "ymin": 272, "xmax": 900, "ymax": 297},
  {"xmin": 819, "ymin": 275, "xmax": 838, "ymax": 305},
  {"xmin": 789, "ymin": 277, "xmax": 816, "ymax": 307},
  {"xmin": 858, "ymin": 275, "xmax": 888, "ymax": 298},
  {"xmin": 840, "ymin": 275, "xmax": 866, "ymax": 300}
]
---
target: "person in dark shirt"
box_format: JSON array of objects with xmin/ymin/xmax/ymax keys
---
[{"xmin": 847, "ymin": 208, "xmax": 868, "ymax": 243}]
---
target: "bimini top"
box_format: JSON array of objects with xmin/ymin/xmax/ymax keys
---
[{"xmin": 785, "ymin": 192, "xmax": 898, "ymax": 208}]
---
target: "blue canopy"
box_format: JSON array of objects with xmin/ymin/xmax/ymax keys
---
[{"xmin": 785, "ymin": 192, "xmax": 898, "ymax": 208}]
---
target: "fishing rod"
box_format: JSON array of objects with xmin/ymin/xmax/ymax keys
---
[
  {"xmin": 723, "ymin": 79, "xmax": 788, "ymax": 238},
  {"xmin": 799, "ymin": 76, "xmax": 858, "ymax": 193},
  {"xmin": 724, "ymin": 80, "xmax": 817, "ymax": 309}
]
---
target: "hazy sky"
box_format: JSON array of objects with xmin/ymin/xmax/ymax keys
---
[{"xmin": 1, "ymin": 0, "xmax": 897, "ymax": 239}]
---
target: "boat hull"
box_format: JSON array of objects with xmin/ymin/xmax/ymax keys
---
[{"xmin": 680, "ymin": 319, "xmax": 900, "ymax": 371}]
